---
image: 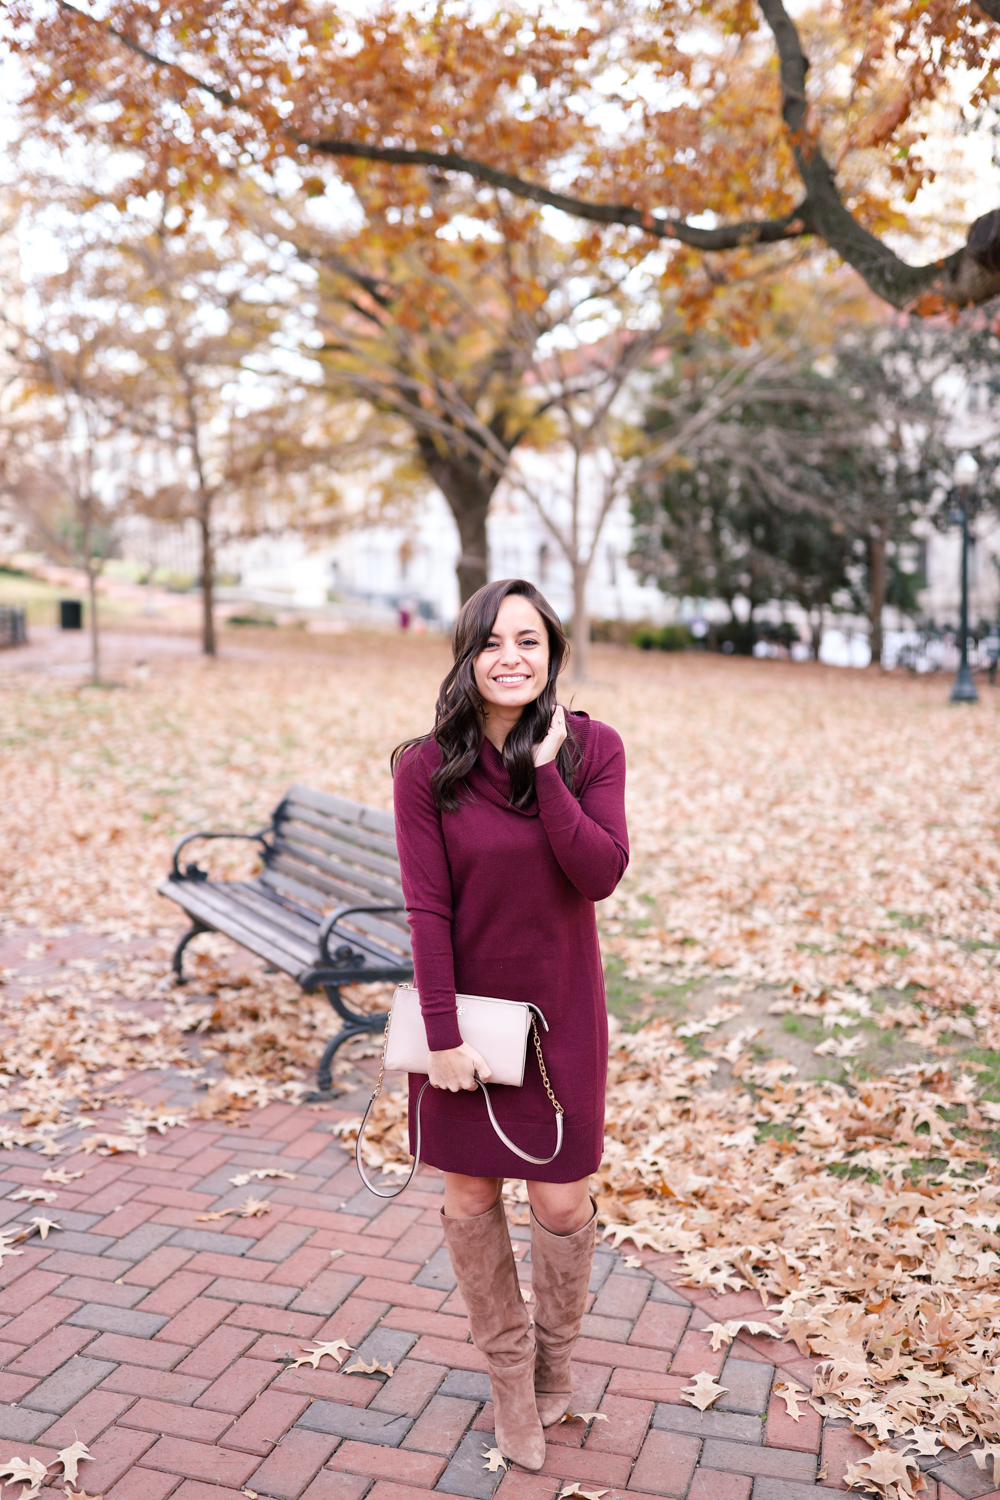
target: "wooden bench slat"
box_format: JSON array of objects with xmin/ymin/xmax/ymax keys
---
[
  {"xmin": 259, "ymin": 868, "xmax": 412, "ymax": 955},
  {"xmin": 279, "ymin": 800, "xmax": 399, "ymax": 861},
  {"xmin": 168, "ymin": 881, "xmax": 318, "ymax": 964},
  {"xmin": 263, "ymin": 853, "xmax": 367, "ymax": 907},
  {"xmin": 223, "ymin": 883, "xmax": 327, "ymax": 944},
  {"xmin": 158, "ymin": 881, "xmax": 311, "ymax": 976},
  {"xmin": 284, "ymin": 784, "xmax": 396, "ymax": 838},
  {"xmin": 224, "ymin": 879, "xmax": 408, "ymax": 966},
  {"xmin": 263, "ymin": 853, "xmax": 409, "ymax": 923},
  {"xmin": 269, "ymin": 838, "xmax": 403, "ymax": 905},
  {"xmin": 274, "ymin": 816, "xmax": 402, "ymax": 880}
]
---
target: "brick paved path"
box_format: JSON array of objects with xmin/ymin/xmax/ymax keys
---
[{"xmin": 0, "ymin": 931, "xmax": 995, "ymax": 1498}]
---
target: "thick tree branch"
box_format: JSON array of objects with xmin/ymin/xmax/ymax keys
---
[
  {"xmin": 57, "ymin": 0, "xmax": 237, "ymax": 107},
  {"xmin": 308, "ymin": 139, "xmax": 811, "ymax": 252},
  {"xmin": 756, "ymin": 0, "xmax": 1000, "ymax": 308}
]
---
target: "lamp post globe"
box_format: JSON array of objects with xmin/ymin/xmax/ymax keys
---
[{"xmin": 950, "ymin": 451, "xmax": 979, "ymax": 705}]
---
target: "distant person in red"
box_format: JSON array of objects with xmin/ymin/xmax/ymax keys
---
[
  {"xmin": 391, "ymin": 579, "xmax": 628, "ymax": 1471},
  {"xmin": 398, "ymin": 603, "xmax": 411, "ymax": 631}
]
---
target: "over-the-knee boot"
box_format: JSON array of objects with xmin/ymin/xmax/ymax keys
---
[
  {"xmin": 441, "ymin": 1202, "xmax": 546, "ymax": 1471},
  {"xmin": 530, "ymin": 1201, "xmax": 598, "ymax": 1428}
]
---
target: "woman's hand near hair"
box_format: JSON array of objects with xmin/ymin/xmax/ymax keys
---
[
  {"xmin": 532, "ymin": 703, "xmax": 567, "ymax": 768},
  {"xmin": 428, "ymin": 1042, "xmax": 491, "ymax": 1092}
]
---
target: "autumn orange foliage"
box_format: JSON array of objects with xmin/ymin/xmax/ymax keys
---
[{"xmin": 4, "ymin": 0, "xmax": 999, "ymax": 308}]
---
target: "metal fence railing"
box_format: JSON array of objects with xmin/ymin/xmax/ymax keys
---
[{"xmin": 0, "ymin": 606, "xmax": 27, "ymax": 649}]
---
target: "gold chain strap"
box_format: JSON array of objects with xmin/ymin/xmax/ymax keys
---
[
  {"xmin": 532, "ymin": 1017, "xmax": 565, "ymax": 1115},
  {"xmin": 370, "ymin": 1022, "xmax": 390, "ymax": 1103}
]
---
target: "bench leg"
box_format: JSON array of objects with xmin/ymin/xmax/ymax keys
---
[
  {"xmin": 312, "ymin": 986, "xmax": 389, "ymax": 1096},
  {"xmin": 172, "ymin": 921, "xmax": 209, "ymax": 984}
]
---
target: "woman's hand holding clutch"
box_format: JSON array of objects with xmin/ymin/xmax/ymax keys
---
[{"xmin": 428, "ymin": 1042, "xmax": 491, "ymax": 1092}]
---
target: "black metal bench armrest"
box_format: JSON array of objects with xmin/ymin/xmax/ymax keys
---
[
  {"xmin": 318, "ymin": 904, "xmax": 408, "ymax": 969},
  {"xmin": 170, "ymin": 826, "xmax": 273, "ymax": 880}
]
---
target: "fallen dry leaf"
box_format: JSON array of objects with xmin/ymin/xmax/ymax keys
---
[
  {"xmin": 26, "ymin": 1215, "xmax": 60, "ymax": 1240},
  {"xmin": 906, "ymin": 1427, "xmax": 942, "ymax": 1458},
  {"xmin": 0, "ymin": 1455, "xmax": 48, "ymax": 1499},
  {"xmin": 481, "ymin": 1446, "xmax": 507, "ymax": 1473},
  {"xmin": 842, "ymin": 1447, "xmax": 920, "ymax": 1496},
  {"xmin": 8, "ymin": 1187, "xmax": 55, "ymax": 1204},
  {"xmin": 705, "ymin": 1320, "xmax": 781, "ymax": 1352},
  {"xmin": 237, "ymin": 1197, "xmax": 271, "ymax": 1218},
  {"xmin": 289, "ymin": 1340, "xmax": 353, "ymax": 1369},
  {"xmin": 681, "ymin": 1372, "xmax": 729, "ymax": 1411},
  {"xmin": 42, "ymin": 1168, "xmax": 86, "ymax": 1184},
  {"xmin": 229, "ymin": 1169, "xmax": 296, "ymax": 1187},
  {"xmin": 80, "ymin": 1135, "xmax": 146, "ymax": 1158},
  {"xmin": 558, "ymin": 1485, "xmax": 608, "ymax": 1500},
  {"xmin": 342, "ymin": 1356, "xmax": 394, "ymax": 1377},
  {"xmin": 562, "ymin": 1412, "xmax": 609, "ymax": 1424},
  {"xmin": 195, "ymin": 1197, "xmax": 271, "ymax": 1223},
  {"xmin": 56, "ymin": 1439, "xmax": 93, "ymax": 1485},
  {"xmin": 772, "ymin": 1381, "xmax": 809, "ymax": 1422},
  {"xmin": 974, "ymin": 1446, "xmax": 1000, "ymax": 1486}
]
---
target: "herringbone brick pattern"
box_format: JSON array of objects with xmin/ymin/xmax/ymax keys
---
[{"xmin": 0, "ymin": 927, "xmax": 994, "ymax": 1499}]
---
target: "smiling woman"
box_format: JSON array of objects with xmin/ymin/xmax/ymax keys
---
[
  {"xmin": 394, "ymin": 581, "xmax": 580, "ymax": 813},
  {"xmin": 388, "ymin": 577, "xmax": 629, "ymax": 1472}
]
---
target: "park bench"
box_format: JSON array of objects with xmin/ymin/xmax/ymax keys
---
[{"xmin": 158, "ymin": 784, "xmax": 413, "ymax": 1094}]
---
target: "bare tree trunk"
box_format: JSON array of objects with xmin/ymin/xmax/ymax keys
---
[
  {"xmin": 183, "ymin": 379, "xmax": 216, "ymax": 656},
  {"xmin": 199, "ymin": 498, "xmax": 216, "ymax": 657},
  {"xmin": 868, "ymin": 520, "xmax": 889, "ymax": 669},
  {"xmin": 416, "ymin": 437, "xmax": 504, "ymax": 604},
  {"xmin": 570, "ymin": 561, "xmax": 589, "ymax": 683},
  {"xmin": 80, "ymin": 498, "xmax": 101, "ymax": 685},
  {"xmin": 810, "ymin": 605, "xmax": 824, "ymax": 660},
  {"xmin": 86, "ymin": 562, "xmax": 100, "ymax": 685}
]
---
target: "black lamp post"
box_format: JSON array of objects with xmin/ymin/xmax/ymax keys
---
[{"xmin": 950, "ymin": 451, "xmax": 980, "ymax": 704}]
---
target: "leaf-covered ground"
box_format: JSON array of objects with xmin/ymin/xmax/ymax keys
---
[{"xmin": 3, "ymin": 631, "xmax": 1000, "ymax": 1496}]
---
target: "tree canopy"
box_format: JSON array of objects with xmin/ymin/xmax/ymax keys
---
[{"xmin": 6, "ymin": 0, "xmax": 999, "ymax": 313}]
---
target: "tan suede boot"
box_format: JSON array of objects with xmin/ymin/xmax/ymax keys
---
[
  {"xmin": 441, "ymin": 1202, "xmax": 546, "ymax": 1471},
  {"xmin": 530, "ymin": 1201, "xmax": 598, "ymax": 1428}
]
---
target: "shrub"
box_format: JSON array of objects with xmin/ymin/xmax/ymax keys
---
[
  {"xmin": 227, "ymin": 612, "xmax": 277, "ymax": 628},
  {"xmin": 631, "ymin": 624, "xmax": 693, "ymax": 651}
]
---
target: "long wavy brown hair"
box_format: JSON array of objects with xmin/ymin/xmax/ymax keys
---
[{"xmin": 391, "ymin": 578, "xmax": 579, "ymax": 811}]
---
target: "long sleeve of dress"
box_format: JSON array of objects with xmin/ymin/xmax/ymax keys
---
[
  {"xmin": 533, "ymin": 723, "xmax": 629, "ymax": 901},
  {"xmin": 392, "ymin": 747, "xmax": 464, "ymax": 1052}
]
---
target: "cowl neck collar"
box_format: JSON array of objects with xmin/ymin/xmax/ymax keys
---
[
  {"xmin": 466, "ymin": 735, "xmax": 540, "ymax": 817},
  {"xmin": 463, "ymin": 711, "xmax": 590, "ymax": 815}
]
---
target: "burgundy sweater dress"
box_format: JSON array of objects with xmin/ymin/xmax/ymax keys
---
[{"xmin": 392, "ymin": 711, "xmax": 628, "ymax": 1181}]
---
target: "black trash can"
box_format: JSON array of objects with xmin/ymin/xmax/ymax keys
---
[{"xmin": 60, "ymin": 599, "xmax": 83, "ymax": 630}]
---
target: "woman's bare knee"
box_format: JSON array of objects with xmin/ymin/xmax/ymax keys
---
[
  {"xmin": 527, "ymin": 1179, "xmax": 592, "ymax": 1235},
  {"xmin": 443, "ymin": 1173, "xmax": 503, "ymax": 1219}
]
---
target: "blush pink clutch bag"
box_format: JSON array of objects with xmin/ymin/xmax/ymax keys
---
[
  {"xmin": 383, "ymin": 983, "xmax": 539, "ymax": 1086},
  {"xmin": 355, "ymin": 983, "xmax": 564, "ymax": 1197}
]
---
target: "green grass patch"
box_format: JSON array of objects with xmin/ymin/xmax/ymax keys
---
[
  {"xmin": 602, "ymin": 953, "xmax": 693, "ymax": 1030},
  {"xmin": 964, "ymin": 1049, "xmax": 1000, "ymax": 1101}
]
